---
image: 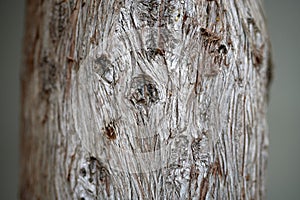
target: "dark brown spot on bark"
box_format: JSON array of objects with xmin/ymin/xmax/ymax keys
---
[
  {"xmin": 80, "ymin": 168, "xmax": 87, "ymax": 177},
  {"xmin": 89, "ymin": 156, "xmax": 97, "ymax": 161},
  {"xmin": 252, "ymin": 45, "xmax": 264, "ymax": 68},
  {"xmin": 218, "ymin": 44, "xmax": 228, "ymax": 54},
  {"xmin": 200, "ymin": 27, "xmax": 222, "ymax": 45},
  {"xmin": 88, "ymin": 177, "xmax": 93, "ymax": 183},
  {"xmin": 103, "ymin": 121, "xmax": 117, "ymax": 140},
  {"xmin": 246, "ymin": 174, "xmax": 251, "ymax": 181}
]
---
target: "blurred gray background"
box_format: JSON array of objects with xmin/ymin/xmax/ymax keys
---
[{"xmin": 0, "ymin": 0, "xmax": 299, "ymax": 199}]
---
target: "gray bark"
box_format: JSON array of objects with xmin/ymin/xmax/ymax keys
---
[{"xmin": 20, "ymin": 0, "xmax": 272, "ymax": 199}]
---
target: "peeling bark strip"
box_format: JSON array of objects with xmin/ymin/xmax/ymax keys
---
[{"xmin": 21, "ymin": 0, "xmax": 271, "ymax": 199}]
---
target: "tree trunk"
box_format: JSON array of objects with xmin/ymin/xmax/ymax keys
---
[{"xmin": 20, "ymin": 0, "xmax": 272, "ymax": 199}]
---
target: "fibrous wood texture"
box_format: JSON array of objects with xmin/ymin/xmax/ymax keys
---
[{"xmin": 20, "ymin": 0, "xmax": 271, "ymax": 199}]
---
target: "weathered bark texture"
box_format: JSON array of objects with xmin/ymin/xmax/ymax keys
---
[{"xmin": 21, "ymin": 0, "xmax": 272, "ymax": 199}]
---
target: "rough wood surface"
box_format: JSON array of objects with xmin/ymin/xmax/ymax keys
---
[{"xmin": 20, "ymin": 0, "xmax": 271, "ymax": 199}]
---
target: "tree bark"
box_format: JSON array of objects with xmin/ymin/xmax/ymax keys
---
[{"xmin": 20, "ymin": 0, "xmax": 272, "ymax": 199}]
